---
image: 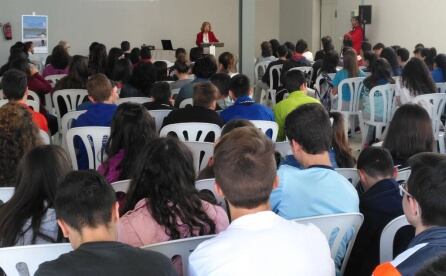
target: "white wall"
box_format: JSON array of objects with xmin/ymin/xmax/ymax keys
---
[
  {"xmin": 0, "ymin": 0, "xmax": 280, "ymax": 67},
  {"xmin": 336, "ymin": 0, "xmax": 446, "ymax": 53}
]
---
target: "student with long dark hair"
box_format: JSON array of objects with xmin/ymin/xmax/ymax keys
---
[
  {"xmin": 218, "ymin": 52, "xmax": 237, "ymax": 77},
  {"xmin": 315, "ymin": 36, "xmax": 334, "ymax": 61},
  {"xmin": 120, "ymin": 62, "xmax": 157, "ymax": 98},
  {"xmin": 432, "ymin": 53, "xmax": 446, "ymax": 83},
  {"xmin": 118, "ymin": 137, "xmax": 229, "ymax": 247},
  {"xmin": 43, "ymin": 45, "xmax": 70, "ymax": 77},
  {"xmin": 395, "ymin": 58, "xmax": 436, "ymax": 110},
  {"xmin": 380, "ymin": 47, "xmax": 402, "ymax": 76},
  {"xmin": 363, "ymin": 51, "xmax": 377, "ymax": 72},
  {"xmin": 54, "ymin": 55, "xmax": 90, "ymax": 91},
  {"xmin": 330, "ymin": 112, "xmax": 356, "ymax": 168},
  {"xmin": 153, "ymin": 61, "xmax": 171, "ymax": 81},
  {"xmin": 129, "ymin": 47, "xmax": 141, "ymax": 65},
  {"xmin": 105, "ymin": 47, "xmax": 123, "ymax": 79},
  {"xmin": 257, "ymin": 41, "xmax": 276, "ymax": 63},
  {"xmin": 383, "ymin": 104, "xmax": 434, "ymax": 169},
  {"xmin": 421, "ymin": 47, "xmax": 437, "ymax": 70},
  {"xmin": 111, "ymin": 58, "xmax": 132, "ymax": 88},
  {"xmin": 98, "ymin": 103, "xmax": 157, "ymax": 183},
  {"xmin": 0, "ymin": 145, "xmax": 71, "ymax": 246},
  {"xmin": 88, "ymin": 43, "xmax": 107, "ymax": 75}
]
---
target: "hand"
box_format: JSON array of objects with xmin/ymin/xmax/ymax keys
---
[{"xmin": 29, "ymin": 63, "xmax": 38, "ymax": 76}]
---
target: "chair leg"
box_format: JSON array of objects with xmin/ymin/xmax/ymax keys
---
[{"xmin": 438, "ymin": 132, "xmax": 445, "ymax": 153}]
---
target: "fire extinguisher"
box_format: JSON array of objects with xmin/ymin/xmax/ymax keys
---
[{"xmin": 2, "ymin": 23, "xmax": 12, "ymax": 40}]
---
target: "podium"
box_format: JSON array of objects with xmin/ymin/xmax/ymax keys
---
[{"xmin": 201, "ymin": 42, "xmax": 224, "ymax": 56}]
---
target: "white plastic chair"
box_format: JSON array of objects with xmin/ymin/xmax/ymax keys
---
[
  {"xmin": 275, "ymin": 141, "xmax": 292, "ymax": 157},
  {"xmin": 111, "ymin": 179, "xmax": 131, "ymax": 193},
  {"xmin": 60, "ymin": 110, "xmax": 86, "ymax": 149},
  {"xmin": 380, "ymin": 215, "xmax": 410, "ymax": 263},
  {"xmin": 359, "ymin": 84, "xmax": 396, "ymax": 146},
  {"xmin": 148, "ymin": 109, "xmax": 172, "ymax": 132},
  {"xmin": 333, "ymin": 77, "xmax": 365, "ymax": 136},
  {"xmin": 289, "ymin": 66, "xmax": 314, "ymax": 83},
  {"xmin": 293, "ymin": 213, "xmax": 364, "ymax": 275},
  {"xmin": 413, "ymin": 93, "xmax": 446, "ymax": 153},
  {"xmin": 436, "ymin": 82, "xmax": 446, "ymax": 94},
  {"xmin": 0, "ymin": 99, "xmax": 39, "ymax": 112},
  {"xmin": 179, "ymin": 98, "xmax": 193, "ymax": 108},
  {"xmin": 266, "ymin": 64, "xmax": 283, "ymax": 106},
  {"xmin": 39, "ymin": 130, "xmax": 51, "ymax": 145},
  {"xmin": 254, "ymin": 61, "xmax": 271, "ymax": 81},
  {"xmin": 117, "ymin": 97, "xmax": 153, "ymax": 105},
  {"xmin": 27, "ymin": 90, "xmax": 40, "ymax": 103},
  {"xmin": 249, "ymin": 120, "xmax": 279, "ymax": 141},
  {"xmin": 195, "ymin": 178, "xmax": 226, "ymax": 211},
  {"xmin": 44, "ymin": 74, "xmax": 67, "ymax": 88},
  {"xmin": 335, "ymin": 168, "xmax": 360, "ymax": 187},
  {"xmin": 66, "ymin": 127, "xmax": 110, "ymax": 170},
  {"xmin": 52, "ymin": 89, "xmax": 88, "ymax": 116},
  {"xmin": 0, "ymin": 187, "xmax": 14, "ymax": 204},
  {"xmin": 184, "ymin": 141, "xmax": 214, "ymax": 174},
  {"xmin": 0, "ymin": 243, "xmax": 72, "ymax": 276},
  {"xmin": 142, "ymin": 235, "xmax": 215, "ymax": 276},
  {"xmin": 160, "ymin": 123, "xmax": 221, "ymax": 142},
  {"xmin": 396, "ymin": 169, "xmax": 411, "ymax": 183}
]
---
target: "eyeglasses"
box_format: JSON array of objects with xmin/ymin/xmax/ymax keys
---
[{"xmin": 399, "ymin": 182, "xmax": 413, "ymax": 198}]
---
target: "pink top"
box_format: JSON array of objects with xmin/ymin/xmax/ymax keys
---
[
  {"xmin": 118, "ymin": 198, "xmax": 229, "ymax": 247},
  {"xmin": 42, "ymin": 64, "xmax": 69, "ymax": 78}
]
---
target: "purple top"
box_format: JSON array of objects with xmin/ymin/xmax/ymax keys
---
[
  {"xmin": 42, "ymin": 64, "xmax": 69, "ymax": 78},
  {"xmin": 98, "ymin": 149, "xmax": 125, "ymax": 183}
]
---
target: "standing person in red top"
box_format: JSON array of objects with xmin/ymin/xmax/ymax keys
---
[
  {"xmin": 347, "ymin": 16, "xmax": 364, "ymax": 54},
  {"xmin": 196, "ymin": 21, "xmax": 219, "ymax": 46},
  {"xmin": 1, "ymin": 69, "xmax": 49, "ymax": 132}
]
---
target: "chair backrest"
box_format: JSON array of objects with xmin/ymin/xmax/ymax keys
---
[
  {"xmin": 44, "ymin": 74, "xmax": 67, "ymax": 88},
  {"xmin": 66, "ymin": 126, "xmax": 110, "ymax": 170},
  {"xmin": 142, "ymin": 235, "xmax": 215, "ymax": 276},
  {"xmin": 52, "ymin": 89, "xmax": 88, "ymax": 116},
  {"xmin": 160, "ymin": 123, "xmax": 221, "ymax": 142},
  {"xmin": 293, "ymin": 213, "xmax": 364, "ymax": 275},
  {"xmin": 436, "ymin": 82, "xmax": 446, "ymax": 94},
  {"xmin": 183, "ymin": 141, "xmax": 214, "ymax": 174},
  {"xmin": 269, "ymin": 64, "xmax": 283, "ymax": 90},
  {"xmin": 60, "ymin": 110, "xmax": 87, "ymax": 149},
  {"xmin": 334, "ymin": 77, "xmax": 365, "ymax": 112},
  {"xmin": 111, "ymin": 179, "xmax": 131, "ymax": 193},
  {"xmin": 148, "ymin": 109, "xmax": 172, "ymax": 132},
  {"xmin": 0, "ymin": 99, "xmax": 39, "ymax": 112},
  {"xmin": 249, "ymin": 120, "xmax": 279, "ymax": 141},
  {"xmin": 289, "ymin": 66, "xmax": 313, "ymax": 83},
  {"xmin": 27, "ymin": 90, "xmax": 40, "ymax": 103},
  {"xmin": 380, "ymin": 215, "xmax": 410, "ymax": 263},
  {"xmin": 0, "ymin": 243, "xmax": 72, "ymax": 276},
  {"xmin": 335, "ymin": 168, "xmax": 360, "ymax": 187},
  {"xmin": 396, "ymin": 169, "xmax": 411, "ymax": 183},
  {"xmin": 254, "ymin": 61, "xmax": 271, "ymax": 81},
  {"xmin": 365, "ymin": 84, "xmax": 396, "ymax": 125},
  {"xmin": 274, "ymin": 141, "xmax": 292, "ymax": 158},
  {"xmin": 179, "ymin": 98, "xmax": 193, "ymax": 109},
  {"xmin": 0, "ymin": 187, "xmax": 14, "ymax": 204},
  {"xmin": 116, "ymin": 97, "xmax": 153, "ymax": 105},
  {"xmin": 413, "ymin": 93, "xmax": 446, "ymax": 135},
  {"xmin": 195, "ymin": 178, "xmax": 226, "ymax": 210},
  {"xmin": 39, "ymin": 130, "xmax": 51, "ymax": 145}
]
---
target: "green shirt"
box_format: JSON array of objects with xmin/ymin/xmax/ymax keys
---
[{"xmin": 274, "ymin": 90, "xmax": 320, "ymax": 141}]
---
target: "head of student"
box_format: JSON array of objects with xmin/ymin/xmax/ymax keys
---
[
  {"xmin": 396, "ymin": 48, "xmax": 410, "ymax": 66},
  {"xmin": 283, "ymin": 69, "xmax": 307, "ymax": 92},
  {"xmin": 153, "ymin": 61, "xmax": 169, "ymax": 81},
  {"xmin": 434, "ymin": 53, "xmax": 446, "ymax": 82},
  {"xmin": 329, "ymin": 112, "xmax": 356, "ymax": 168},
  {"xmin": 404, "ymin": 153, "xmax": 446, "ymax": 232},
  {"xmin": 214, "ymin": 127, "xmax": 277, "ymax": 211},
  {"xmin": 193, "ymin": 82, "xmax": 218, "ymax": 110},
  {"xmin": 343, "ymin": 48, "xmax": 360, "ymax": 77},
  {"xmin": 364, "ymin": 58, "xmax": 394, "ymax": 88},
  {"xmin": 123, "ymin": 137, "xmax": 216, "ymax": 238},
  {"xmin": 55, "ymin": 170, "xmax": 118, "ymax": 249},
  {"xmin": 50, "ymin": 44, "xmax": 70, "ymax": 70},
  {"xmin": 140, "ymin": 46, "xmax": 152, "ymax": 61},
  {"xmin": 321, "ymin": 50, "xmax": 339, "ymax": 73},
  {"xmin": 1, "ymin": 69, "xmax": 28, "ymax": 101},
  {"xmin": 120, "ymin": 41, "xmax": 130, "ymax": 53},
  {"xmin": 373, "ymin": 43, "xmax": 385, "ymax": 56},
  {"xmin": 269, "ymin": 39, "xmax": 280, "ymax": 57},
  {"xmin": 401, "ymin": 58, "xmax": 436, "ymax": 96},
  {"xmin": 295, "ymin": 39, "xmax": 308, "ymax": 54},
  {"xmin": 192, "ymin": 55, "xmax": 217, "ymax": 79},
  {"xmin": 383, "ymin": 104, "xmax": 434, "ymax": 167},
  {"xmin": 285, "ymin": 103, "xmax": 331, "ymax": 166},
  {"xmin": 321, "ymin": 36, "xmax": 334, "ymax": 52},
  {"xmin": 260, "ymin": 41, "xmax": 273, "ymax": 58},
  {"xmin": 277, "ymin": 45, "xmax": 288, "ymax": 59},
  {"xmin": 112, "ymin": 58, "xmax": 132, "ymax": 83},
  {"xmin": 0, "ymin": 145, "xmax": 71, "ymax": 247},
  {"xmin": 67, "ymin": 55, "xmax": 90, "ymax": 85},
  {"xmin": 229, "ymin": 74, "xmax": 251, "ymax": 100},
  {"xmin": 128, "ymin": 63, "xmax": 157, "ymax": 96},
  {"xmin": 86, "ymin": 73, "xmax": 117, "ymax": 103},
  {"xmin": 210, "ymin": 73, "xmax": 231, "ymax": 99},
  {"xmin": 356, "ymin": 147, "xmax": 395, "ymax": 191},
  {"xmin": 151, "ymin": 81, "xmax": 172, "ymax": 104},
  {"xmin": 129, "ymin": 47, "xmax": 141, "ymax": 65},
  {"xmin": 380, "ymin": 47, "xmax": 400, "ymax": 71},
  {"xmin": 218, "ymin": 52, "xmax": 236, "ymax": 73},
  {"xmin": 361, "ymin": 41, "xmax": 372, "ymax": 56}
]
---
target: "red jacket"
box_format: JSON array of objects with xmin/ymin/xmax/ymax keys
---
[
  {"xmin": 20, "ymin": 103, "xmax": 49, "ymax": 132},
  {"xmin": 196, "ymin": 31, "xmax": 219, "ymax": 46},
  {"xmin": 349, "ymin": 26, "xmax": 364, "ymax": 54}
]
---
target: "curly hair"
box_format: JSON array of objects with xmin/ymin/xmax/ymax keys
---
[
  {"xmin": 0, "ymin": 103, "xmax": 41, "ymax": 186},
  {"xmin": 122, "ymin": 137, "xmax": 216, "ymax": 239}
]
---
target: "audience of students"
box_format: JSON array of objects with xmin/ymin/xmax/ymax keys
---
[
  {"xmin": 0, "ymin": 145, "xmax": 71, "ymax": 246},
  {"xmin": 144, "ymin": 81, "xmax": 175, "ymax": 110},
  {"xmin": 373, "ymin": 153, "xmax": 446, "ymax": 276},
  {"xmin": 35, "ymin": 170, "xmax": 177, "ymax": 276},
  {"xmin": 42, "ymin": 45, "xmax": 70, "ymax": 77},
  {"xmin": 189, "ymin": 127, "xmax": 334, "ymax": 275},
  {"xmin": 54, "ymin": 55, "xmax": 90, "ymax": 91},
  {"xmin": 281, "ymin": 39, "xmax": 312, "ymax": 75},
  {"xmin": 220, "ymin": 74, "xmax": 273, "ymax": 123}
]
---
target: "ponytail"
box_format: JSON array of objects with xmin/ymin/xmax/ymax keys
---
[{"xmin": 330, "ymin": 112, "xmax": 356, "ymax": 168}]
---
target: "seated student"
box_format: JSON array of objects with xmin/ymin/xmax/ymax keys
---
[
  {"xmin": 432, "ymin": 53, "xmax": 446, "ymax": 83},
  {"xmin": 105, "ymin": 47, "xmax": 124, "ymax": 79},
  {"xmin": 129, "ymin": 47, "xmax": 141, "ymax": 65},
  {"xmin": 314, "ymin": 36, "xmax": 334, "ymax": 61},
  {"xmin": 383, "ymin": 104, "xmax": 434, "ymax": 170},
  {"xmin": 373, "ymin": 153, "xmax": 446, "ymax": 276},
  {"xmin": 260, "ymin": 45, "xmax": 288, "ymax": 90},
  {"xmin": 363, "ymin": 51, "xmax": 377, "ymax": 72},
  {"xmin": 54, "ymin": 55, "xmax": 89, "ymax": 91},
  {"xmin": 154, "ymin": 61, "xmax": 172, "ymax": 82},
  {"xmin": 416, "ymin": 254, "xmax": 446, "ymax": 276},
  {"xmin": 209, "ymin": 73, "xmax": 232, "ymax": 110},
  {"xmin": 220, "ymin": 74, "xmax": 274, "ymax": 123},
  {"xmin": 169, "ymin": 57, "xmax": 192, "ymax": 91},
  {"xmin": 118, "ymin": 137, "xmax": 229, "ymax": 247},
  {"xmin": 256, "ymin": 41, "xmax": 277, "ymax": 64},
  {"xmin": 0, "ymin": 103, "xmax": 41, "ymax": 187},
  {"xmin": 144, "ymin": 82, "xmax": 175, "ymax": 110},
  {"xmin": 189, "ymin": 127, "xmax": 334, "ymax": 276},
  {"xmin": 381, "ymin": 47, "xmax": 403, "ymax": 76},
  {"xmin": 0, "ymin": 145, "xmax": 71, "ymax": 246},
  {"xmin": 421, "ymin": 47, "xmax": 437, "ymax": 71},
  {"xmin": 42, "ymin": 45, "xmax": 70, "ymax": 77},
  {"xmin": 175, "ymin": 55, "xmax": 217, "ymax": 108},
  {"xmin": 133, "ymin": 46, "xmax": 152, "ymax": 68},
  {"xmin": 35, "ymin": 170, "xmax": 176, "ymax": 276},
  {"xmin": 110, "ymin": 58, "xmax": 132, "ymax": 89},
  {"xmin": 345, "ymin": 147, "xmax": 405, "ymax": 276},
  {"xmin": 274, "ymin": 70, "xmax": 320, "ymax": 141},
  {"xmin": 312, "ymin": 50, "xmax": 339, "ymax": 109},
  {"xmin": 270, "ymin": 103, "xmax": 359, "ymax": 271},
  {"xmin": 396, "ymin": 48, "xmax": 410, "ymax": 68},
  {"xmin": 121, "ymin": 40, "xmax": 131, "ymax": 58},
  {"xmin": 281, "ymin": 39, "xmax": 312, "ymax": 75},
  {"xmin": 1, "ymin": 69, "xmax": 48, "ymax": 132},
  {"xmin": 98, "ymin": 103, "xmax": 158, "ymax": 183},
  {"xmin": 120, "ymin": 62, "xmax": 157, "ymax": 98},
  {"xmin": 162, "ymin": 82, "xmax": 224, "ymax": 128},
  {"xmin": 218, "ymin": 52, "xmax": 237, "ymax": 77},
  {"xmin": 373, "ymin": 43, "xmax": 385, "ymax": 57}
]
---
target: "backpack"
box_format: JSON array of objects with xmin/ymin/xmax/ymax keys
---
[{"xmin": 315, "ymin": 72, "xmax": 334, "ymax": 112}]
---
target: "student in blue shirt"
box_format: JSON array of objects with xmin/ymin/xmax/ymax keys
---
[
  {"xmin": 220, "ymin": 74, "xmax": 274, "ymax": 123},
  {"xmin": 432, "ymin": 54, "xmax": 446, "ymax": 83}
]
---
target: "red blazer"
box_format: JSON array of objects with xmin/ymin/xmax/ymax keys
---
[
  {"xmin": 349, "ymin": 26, "xmax": 364, "ymax": 54},
  {"xmin": 196, "ymin": 31, "xmax": 219, "ymax": 46}
]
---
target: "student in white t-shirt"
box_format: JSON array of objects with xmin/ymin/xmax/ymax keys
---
[{"xmin": 189, "ymin": 127, "xmax": 334, "ymax": 276}]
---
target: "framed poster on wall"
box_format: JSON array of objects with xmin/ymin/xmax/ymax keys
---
[{"xmin": 22, "ymin": 15, "xmax": 48, "ymax": 54}]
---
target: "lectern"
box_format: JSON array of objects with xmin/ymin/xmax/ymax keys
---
[{"xmin": 201, "ymin": 42, "xmax": 224, "ymax": 56}]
